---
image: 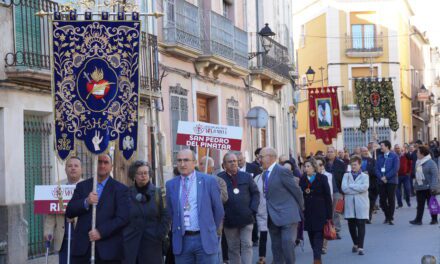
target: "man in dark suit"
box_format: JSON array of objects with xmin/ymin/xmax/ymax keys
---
[
  {"xmin": 236, "ymin": 151, "xmax": 262, "ymax": 178},
  {"xmin": 360, "ymin": 147, "xmax": 377, "ymax": 223},
  {"xmin": 325, "ymin": 146, "xmax": 346, "ymax": 239},
  {"xmin": 260, "ymin": 147, "xmax": 304, "ymax": 264},
  {"xmin": 166, "ymin": 149, "xmax": 224, "ymax": 264},
  {"xmin": 66, "ymin": 154, "xmax": 129, "ymax": 264},
  {"xmin": 252, "ymin": 148, "xmax": 263, "ymax": 170}
]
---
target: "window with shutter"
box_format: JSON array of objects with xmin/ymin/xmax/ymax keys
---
[{"xmin": 170, "ymin": 84, "xmax": 189, "ymax": 163}]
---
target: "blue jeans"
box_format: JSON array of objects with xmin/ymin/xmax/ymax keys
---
[
  {"xmin": 175, "ymin": 234, "xmax": 217, "ymax": 264},
  {"xmin": 396, "ymin": 175, "xmax": 411, "ymax": 207}
]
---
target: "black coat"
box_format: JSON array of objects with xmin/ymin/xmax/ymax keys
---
[
  {"xmin": 245, "ymin": 162, "xmax": 262, "ymax": 177},
  {"xmin": 325, "ymin": 158, "xmax": 347, "ymax": 193},
  {"xmin": 66, "ymin": 177, "xmax": 129, "ymax": 261},
  {"xmin": 362, "ymin": 157, "xmax": 377, "ymax": 191},
  {"xmin": 218, "ymin": 171, "xmax": 260, "ymax": 228},
  {"xmin": 123, "ymin": 184, "xmax": 170, "ymax": 264},
  {"xmin": 299, "ymin": 173, "xmax": 333, "ymax": 232}
]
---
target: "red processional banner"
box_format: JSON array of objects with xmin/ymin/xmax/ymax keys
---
[{"xmin": 308, "ymin": 87, "xmax": 341, "ymax": 145}]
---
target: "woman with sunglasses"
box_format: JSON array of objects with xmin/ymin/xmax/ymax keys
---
[{"xmin": 299, "ymin": 158, "xmax": 333, "ymax": 264}]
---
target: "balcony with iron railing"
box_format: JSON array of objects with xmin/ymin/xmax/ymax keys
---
[
  {"xmin": 3, "ymin": 0, "xmax": 160, "ymax": 95},
  {"xmin": 195, "ymin": 11, "xmax": 249, "ymax": 77},
  {"xmin": 161, "ymin": 0, "xmax": 202, "ymax": 57},
  {"xmin": 250, "ymin": 37, "xmax": 291, "ymax": 86},
  {"xmin": 345, "ymin": 33, "xmax": 384, "ymax": 57},
  {"xmin": 341, "ymin": 90, "xmax": 360, "ymax": 116}
]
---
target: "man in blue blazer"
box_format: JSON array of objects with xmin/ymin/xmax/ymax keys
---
[
  {"xmin": 375, "ymin": 140, "xmax": 400, "ymax": 225},
  {"xmin": 166, "ymin": 149, "xmax": 224, "ymax": 264},
  {"xmin": 66, "ymin": 154, "xmax": 129, "ymax": 263}
]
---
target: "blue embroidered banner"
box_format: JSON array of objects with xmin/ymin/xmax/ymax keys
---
[{"xmin": 53, "ymin": 21, "xmax": 140, "ymax": 160}]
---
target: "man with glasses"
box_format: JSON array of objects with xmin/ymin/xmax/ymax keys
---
[
  {"xmin": 260, "ymin": 147, "xmax": 303, "ymax": 264},
  {"xmin": 218, "ymin": 152, "xmax": 260, "ymax": 264},
  {"xmin": 166, "ymin": 149, "xmax": 224, "ymax": 264}
]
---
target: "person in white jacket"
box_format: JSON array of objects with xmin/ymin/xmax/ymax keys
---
[{"xmin": 342, "ymin": 155, "xmax": 369, "ymax": 256}]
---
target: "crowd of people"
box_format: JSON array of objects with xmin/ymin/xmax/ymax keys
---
[{"xmin": 43, "ymin": 139, "xmax": 440, "ymax": 264}]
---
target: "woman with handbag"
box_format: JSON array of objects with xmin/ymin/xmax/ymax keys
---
[
  {"xmin": 409, "ymin": 146, "xmax": 439, "ymax": 225},
  {"xmin": 341, "ymin": 155, "xmax": 369, "ymax": 256},
  {"xmin": 123, "ymin": 160, "xmax": 171, "ymax": 264},
  {"xmin": 299, "ymin": 158, "xmax": 333, "ymax": 264}
]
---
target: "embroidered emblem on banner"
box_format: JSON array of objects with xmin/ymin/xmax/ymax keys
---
[{"xmin": 53, "ymin": 21, "xmax": 140, "ymax": 160}]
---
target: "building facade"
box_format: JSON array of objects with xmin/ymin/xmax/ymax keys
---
[
  {"xmin": 156, "ymin": 0, "xmax": 295, "ymax": 180},
  {"xmin": 0, "ymin": 0, "xmax": 161, "ymax": 262},
  {"xmin": 0, "ymin": 0, "xmax": 296, "ymax": 262},
  {"xmin": 293, "ymin": 0, "xmax": 414, "ymax": 155}
]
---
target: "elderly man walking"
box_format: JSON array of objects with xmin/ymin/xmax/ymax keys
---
[
  {"xmin": 218, "ymin": 152, "xmax": 260, "ymax": 264},
  {"xmin": 260, "ymin": 147, "xmax": 304, "ymax": 264}
]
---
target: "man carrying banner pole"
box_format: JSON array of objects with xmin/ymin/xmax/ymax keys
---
[{"xmin": 66, "ymin": 154, "xmax": 129, "ymax": 264}]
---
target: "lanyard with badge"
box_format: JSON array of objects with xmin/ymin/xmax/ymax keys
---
[{"xmin": 181, "ymin": 175, "xmax": 194, "ymax": 228}]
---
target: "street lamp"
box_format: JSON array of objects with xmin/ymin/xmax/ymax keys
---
[
  {"xmin": 306, "ymin": 66, "xmax": 315, "ymax": 86},
  {"xmin": 248, "ymin": 23, "xmax": 276, "ymax": 60}
]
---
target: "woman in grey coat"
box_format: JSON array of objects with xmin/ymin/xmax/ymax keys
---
[
  {"xmin": 341, "ymin": 156, "xmax": 369, "ymax": 255},
  {"xmin": 410, "ymin": 146, "xmax": 439, "ymax": 225},
  {"xmin": 123, "ymin": 160, "xmax": 170, "ymax": 264}
]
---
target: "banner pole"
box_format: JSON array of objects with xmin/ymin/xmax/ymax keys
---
[
  {"xmin": 204, "ymin": 148, "xmax": 210, "ymax": 174},
  {"xmin": 67, "ymin": 222, "xmax": 71, "ymax": 264},
  {"xmin": 91, "ymin": 155, "xmax": 98, "ymax": 264}
]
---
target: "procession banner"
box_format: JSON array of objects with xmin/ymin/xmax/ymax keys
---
[
  {"xmin": 355, "ymin": 78, "xmax": 399, "ymax": 132},
  {"xmin": 53, "ymin": 20, "xmax": 140, "ymax": 160},
  {"xmin": 176, "ymin": 121, "xmax": 243, "ymax": 151},
  {"xmin": 34, "ymin": 185, "xmax": 76, "ymax": 214},
  {"xmin": 308, "ymin": 87, "xmax": 341, "ymax": 145}
]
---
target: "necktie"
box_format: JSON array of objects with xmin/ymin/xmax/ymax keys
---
[{"xmin": 263, "ymin": 171, "xmax": 269, "ymax": 197}]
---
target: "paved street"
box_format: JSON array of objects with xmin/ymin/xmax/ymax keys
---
[{"xmin": 253, "ymin": 197, "xmax": 440, "ymax": 264}]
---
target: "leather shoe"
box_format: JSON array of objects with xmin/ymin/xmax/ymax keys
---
[
  {"xmin": 429, "ymin": 220, "xmax": 438, "ymax": 225},
  {"xmin": 409, "ymin": 220, "xmax": 422, "ymax": 225}
]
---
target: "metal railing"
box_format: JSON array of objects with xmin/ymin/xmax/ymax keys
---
[
  {"xmin": 233, "ymin": 27, "xmax": 248, "ymax": 68},
  {"xmin": 345, "ymin": 33, "xmax": 383, "ymax": 53},
  {"xmin": 341, "ymin": 90, "xmax": 359, "ymax": 111},
  {"xmin": 204, "ymin": 11, "xmax": 234, "ymax": 61},
  {"xmin": 257, "ymin": 37, "xmax": 290, "ymax": 79},
  {"xmin": 163, "ymin": 0, "xmax": 201, "ymax": 51},
  {"xmin": 4, "ymin": 0, "xmax": 59, "ymax": 69}
]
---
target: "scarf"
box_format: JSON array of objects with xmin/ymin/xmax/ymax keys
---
[{"xmin": 415, "ymin": 154, "xmax": 431, "ymax": 185}]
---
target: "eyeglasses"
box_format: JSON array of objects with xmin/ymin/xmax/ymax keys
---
[{"xmin": 177, "ymin": 158, "xmax": 194, "ymax": 164}]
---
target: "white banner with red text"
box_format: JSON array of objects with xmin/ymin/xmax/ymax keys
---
[
  {"xmin": 34, "ymin": 185, "xmax": 76, "ymax": 214},
  {"xmin": 176, "ymin": 121, "xmax": 243, "ymax": 151}
]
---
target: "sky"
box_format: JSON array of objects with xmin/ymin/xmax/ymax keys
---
[{"xmin": 408, "ymin": 0, "xmax": 440, "ymax": 47}]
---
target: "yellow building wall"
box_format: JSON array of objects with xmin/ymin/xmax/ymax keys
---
[
  {"xmin": 397, "ymin": 13, "xmax": 412, "ymax": 140},
  {"xmin": 297, "ymin": 14, "xmax": 329, "ymax": 155}
]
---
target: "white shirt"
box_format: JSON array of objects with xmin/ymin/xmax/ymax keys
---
[{"xmin": 265, "ymin": 162, "xmax": 277, "ymax": 179}]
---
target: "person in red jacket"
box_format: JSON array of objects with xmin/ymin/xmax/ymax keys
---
[{"xmin": 394, "ymin": 145, "xmax": 412, "ymax": 208}]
